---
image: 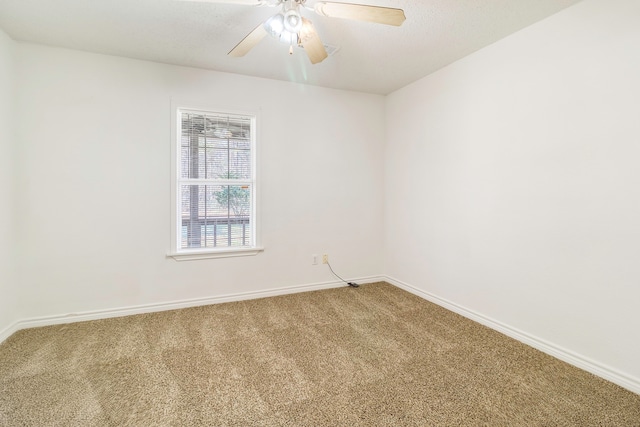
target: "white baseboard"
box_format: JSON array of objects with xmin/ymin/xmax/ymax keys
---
[
  {"xmin": 5, "ymin": 274, "xmax": 635, "ymax": 396},
  {"xmin": 0, "ymin": 321, "xmax": 20, "ymax": 345},
  {"xmin": 0, "ymin": 275, "xmax": 385, "ymax": 344},
  {"xmin": 385, "ymin": 275, "xmax": 640, "ymax": 395}
]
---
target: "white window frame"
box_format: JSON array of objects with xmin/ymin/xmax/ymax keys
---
[{"xmin": 168, "ymin": 101, "xmax": 263, "ymax": 261}]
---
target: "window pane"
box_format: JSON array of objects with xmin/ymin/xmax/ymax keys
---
[
  {"xmin": 180, "ymin": 184, "xmax": 252, "ymax": 249},
  {"xmin": 229, "ymin": 147, "xmax": 251, "ymax": 179},
  {"xmin": 180, "ymin": 112, "xmax": 252, "ymax": 180}
]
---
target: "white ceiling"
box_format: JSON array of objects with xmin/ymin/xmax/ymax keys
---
[{"xmin": 0, "ymin": 0, "xmax": 582, "ymax": 94}]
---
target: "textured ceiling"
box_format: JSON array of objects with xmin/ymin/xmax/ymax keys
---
[{"xmin": 0, "ymin": 0, "xmax": 582, "ymax": 94}]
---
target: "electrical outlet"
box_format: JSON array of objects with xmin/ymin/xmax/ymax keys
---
[
  {"xmin": 322, "ymin": 254, "xmax": 329, "ymax": 264},
  {"xmin": 312, "ymin": 254, "xmax": 318, "ymax": 265}
]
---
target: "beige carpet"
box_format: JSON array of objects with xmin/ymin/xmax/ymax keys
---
[{"xmin": 1, "ymin": 282, "xmax": 638, "ymax": 426}]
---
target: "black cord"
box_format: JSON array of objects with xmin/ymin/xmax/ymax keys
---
[{"xmin": 326, "ymin": 260, "xmax": 359, "ymax": 288}]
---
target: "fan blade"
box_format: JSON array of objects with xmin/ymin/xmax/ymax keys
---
[
  {"xmin": 298, "ymin": 18, "xmax": 328, "ymax": 64},
  {"xmin": 228, "ymin": 23, "xmax": 268, "ymax": 57},
  {"xmin": 314, "ymin": 2, "xmax": 406, "ymax": 26},
  {"xmin": 176, "ymin": 0, "xmax": 267, "ymax": 5}
]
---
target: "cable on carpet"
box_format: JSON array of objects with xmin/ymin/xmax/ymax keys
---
[{"xmin": 326, "ymin": 260, "xmax": 359, "ymax": 288}]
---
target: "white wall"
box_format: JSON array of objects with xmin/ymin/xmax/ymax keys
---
[
  {"xmin": 13, "ymin": 44, "xmax": 385, "ymax": 320},
  {"xmin": 385, "ymin": 0, "xmax": 640, "ymax": 390},
  {"xmin": 0, "ymin": 28, "xmax": 17, "ymax": 334}
]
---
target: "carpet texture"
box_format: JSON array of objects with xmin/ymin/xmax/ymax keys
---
[{"xmin": 1, "ymin": 282, "xmax": 639, "ymax": 426}]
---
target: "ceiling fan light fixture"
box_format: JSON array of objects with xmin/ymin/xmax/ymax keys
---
[
  {"xmin": 283, "ymin": 9, "xmax": 302, "ymax": 33},
  {"xmin": 278, "ymin": 30, "xmax": 297, "ymax": 45},
  {"xmin": 264, "ymin": 13, "xmax": 285, "ymax": 37},
  {"xmin": 264, "ymin": 11, "xmax": 298, "ymax": 44}
]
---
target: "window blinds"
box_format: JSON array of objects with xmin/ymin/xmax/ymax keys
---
[{"xmin": 178, "ymin": 111, "xmax": 254, "ymax": 250}]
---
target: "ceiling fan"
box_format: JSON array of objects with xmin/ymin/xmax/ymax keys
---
[{"xmin": 178, "ymin": 0, "xmax": 406, "ymax": 64}]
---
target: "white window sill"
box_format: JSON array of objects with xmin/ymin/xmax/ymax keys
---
[{"xmin": 167, "ymin": 247, "xmax": 264, "ymax": 261}]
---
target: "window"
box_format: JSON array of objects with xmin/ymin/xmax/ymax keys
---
[{"xmin": 170, "ymin": 104, "xmax": 261, "ymax": 260}]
